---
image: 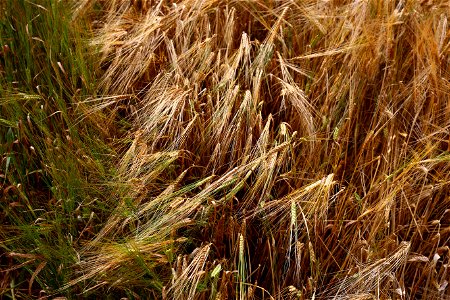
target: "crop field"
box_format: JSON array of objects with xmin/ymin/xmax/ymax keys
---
[{"xmin": 1, "ymin": 0, "xmax": 449, "ymax": 299}]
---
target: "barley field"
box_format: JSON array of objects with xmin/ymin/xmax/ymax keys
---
[{"xmin": 1, "ymin": 0, "xmax": 449, "ymax": 299}]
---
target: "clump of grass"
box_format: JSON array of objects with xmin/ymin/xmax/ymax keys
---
[
  {"xmin": 2, "ymin": 0, "xmax": 450, "ymax": 299},
  {"xmin": 0, "ymin": 0, "xmax": 117, "ymax": 298}
]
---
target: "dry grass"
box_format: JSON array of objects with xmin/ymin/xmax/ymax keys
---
[
  {"xmin": 76, "ymin": 0, "xmax": 449, "ymax": 298},
  {"xmin": 2, "ymin": 0, "xmax": 450, "ymax": 298},
  {"xmin": 71, "ymin": 0, "xmax": 449, "ymax": 298}
]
